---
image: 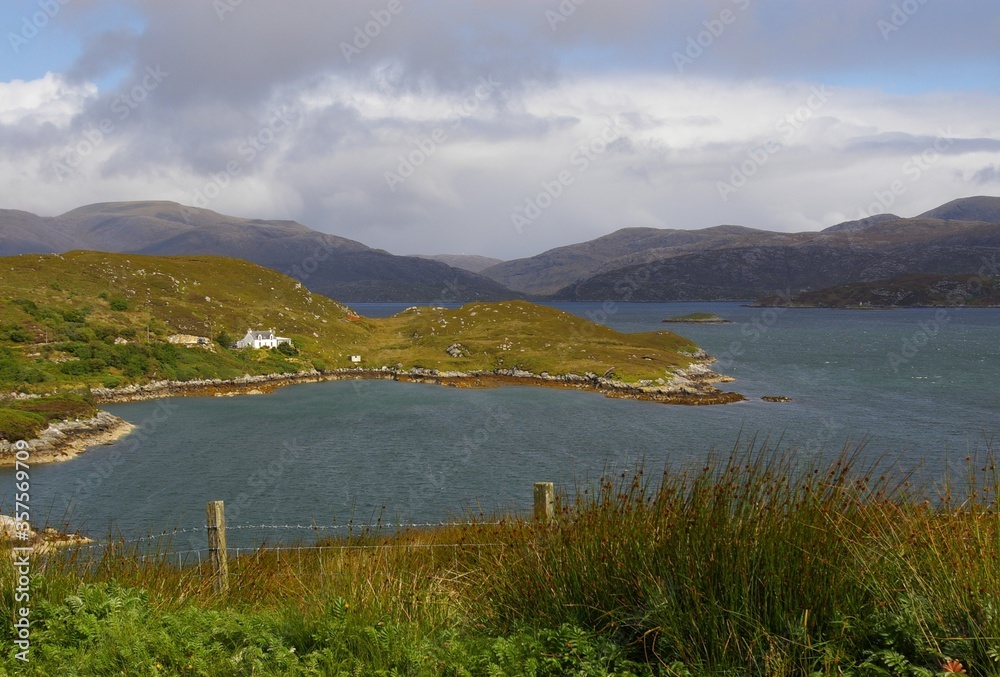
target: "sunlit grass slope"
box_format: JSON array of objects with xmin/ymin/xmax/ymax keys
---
[{"xmin": 0, "ymin": 251, "xmax": 707, "ymax": 395}]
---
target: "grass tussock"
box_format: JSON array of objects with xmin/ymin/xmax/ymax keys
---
[{"xmin": 2, "ymin": 443, "xmax": 1000, "ymax": 675}]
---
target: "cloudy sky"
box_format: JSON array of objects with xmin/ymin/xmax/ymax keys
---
[{"xmin": 1, "ymin": 1, "xmax": 998, "ymax": 259}]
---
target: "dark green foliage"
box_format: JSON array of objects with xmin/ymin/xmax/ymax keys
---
[
  {"xmin": 0, "ymin": 408, "xmax": 45, "ymax": 441},
  {"xmin": 214, "ymin": 330, "xmax": 234, "ymax": 348},
  {"xmin": 0, "ymin": 395, "xmax": 97, "ymax": 440},
  {"xmin": 0, "ymin": 347, "xmax": 46, "ymax": 384},
  {"xmin": 0, "ymin": 323, "xmax": 32, "ymax": 343},
  {"xmin": 60, "ymin": 307, "xmax": 90, "ymax": 324},
  {"xmin": 109, "ymin": 299, "xmax": 129, "ymax": 311},
  {"xmin": 1, "ymin": 582, "xmax": 652, "ymax": 676}
]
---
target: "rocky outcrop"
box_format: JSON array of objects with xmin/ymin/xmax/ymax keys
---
[
  {"xmin": 393, "ymin": 363, "xmax": 743, "ymax": 405},
  {"xmin": 0, "ymin": 515, "xmax": 93, "ymax": 551},
  {"xmin": 87, "ymin": 359, "xmax": 744, "ymax": 410},
  {"xmin": 0, "ymin": 411, "xmax": 136, "ymax": 466}
]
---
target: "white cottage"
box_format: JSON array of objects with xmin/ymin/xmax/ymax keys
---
[{"xmin": 235, "ymin": 328, "xmax": 292, "ymax": 349}]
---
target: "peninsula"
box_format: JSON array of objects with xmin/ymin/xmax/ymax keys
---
[{"xmin": 0, "ymin": 252, "xmax": 742, "ymax": 464}]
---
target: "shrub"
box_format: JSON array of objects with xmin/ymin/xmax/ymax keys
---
[
  {"xmin": 10, "ymin": 395, "xmax": 95, "ymax": 421},
  {"xmin": 0, "ymin": 409, "xmax": 46, "ymax": 441},
  {"xmin": 61, "ymin": 307, "xmax": 90, "ymax": 323}
]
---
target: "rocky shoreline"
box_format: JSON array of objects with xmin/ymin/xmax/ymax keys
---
[
  {"xmin": 5, "ymin": 363, "xmax": 743, "ymax": 466},
  {"xmin": 0, "ymin": 411, "xmax": 136, "ymax": 467},
  {"xmin": 86, "ymin": 363, "xmax": 743, "ymax": 407}
]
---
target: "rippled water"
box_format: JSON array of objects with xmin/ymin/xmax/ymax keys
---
[{"xmin": 3, "ymin": 302, "xmax": 997, "ymax": 546}]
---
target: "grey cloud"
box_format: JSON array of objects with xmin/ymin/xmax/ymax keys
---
[
  {"xmin": 3, "ymin": 0, "xmax": 999, "ymax": 259},
  {"xmin": 973, "ymin": 165, "xmax": 1000, "ymax": 185},
  {"xmin": 845, "ymin": 132, "xmax": 1000, "ymax": 156}
]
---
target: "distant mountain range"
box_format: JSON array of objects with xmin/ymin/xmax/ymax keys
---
[
  {"xmin": 755, "ymin": 274, "xmax": 1000, "ymax": 308},
  {"xmin": 479, "ymin": 196, "xmax": 1000, "ymax": 301},
  {"xmin": 2, "ymin": 196, "xmax": 999, "ymax": 303},
  {"xmin": 410, "ymin": 254, "xmax": 504, "ymax": 273},
  {"xmin": 0, "ymin": 202, "xmax": 514, "ymax": 303}
]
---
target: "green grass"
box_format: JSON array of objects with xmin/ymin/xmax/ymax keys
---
[
  {"xmin": 0, "ymin": 395, "xmax": 96, "ymax": 441},
  {"xmin": 2, "ymin": 443, "xmax": 999, "ymax": 675},
  {"xmin": 0, "ymin": 253, "xmax": 709, "ymax": 401},
  {"xmin": 662, "ymin": 312, "xmax": 730, "ymax": 323}
]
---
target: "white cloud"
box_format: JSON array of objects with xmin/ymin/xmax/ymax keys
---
[
  {"xmin": 0, "ymin": 73, "xmax": 96, "ymax": 127},
  {"xmin": 2, "ymin": 1, "xmax": 1000, "ymax": 260}
]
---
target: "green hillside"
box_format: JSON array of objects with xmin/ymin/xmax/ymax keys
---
[
  {"xmin": 0, "ymin": 251, "xmax": 708, "ymax": 398},
  {"xmin": 366, "ymin": 301, "xmax": 700, "ymax": 382},
  {"xmin": 0, "ymin": 251, "xmax": 369, "ymax": 391}
]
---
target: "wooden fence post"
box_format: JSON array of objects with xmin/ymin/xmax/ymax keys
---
[
  {"xmin": 206, "ymin": 500, "xmax": 229, "ymax": 594},
  {"xmin": 534, "ymin": 482, "xmax": 554, "ymax": 523}
]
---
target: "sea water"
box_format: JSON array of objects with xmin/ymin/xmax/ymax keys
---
[{"xmin": 3, "ymin": 303, "xmax": 996, "ymax": 546}]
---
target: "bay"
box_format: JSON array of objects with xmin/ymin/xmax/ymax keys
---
[{"xmin": 2, "ymin": 302, "xmax": 997, "ymax": 547}]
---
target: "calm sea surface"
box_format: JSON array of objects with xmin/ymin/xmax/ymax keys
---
[{"xmin": 3, "ymin": 302, "xmax": 997, "ymax": 546}]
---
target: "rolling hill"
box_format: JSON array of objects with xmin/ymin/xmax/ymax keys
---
[
  {"xmin": 0, "ymin": 251, "xmax": 716, "ymax": 395},
  {"xmin": 481, "ymin": 197, "xmax": 1000, "ymax": 301},
  {"xmin": 411, "ymin": 254, "xmax": 504, "ymax": 273},
  {"xmin": 0, "ymin": 202, "xmax": 517, "ymax": 303},
  {"xmin": 5, "ymin": 196, "xmax": 1000, "ymax": 303}
]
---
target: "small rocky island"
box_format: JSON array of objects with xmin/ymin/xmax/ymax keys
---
[{"xmin": 662, "ymin": 313, "xmax": 732, "ymax": 324}]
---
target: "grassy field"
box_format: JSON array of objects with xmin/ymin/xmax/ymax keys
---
[
  {"xmin": 0, "ymin": 252, "xmax": 711, "ymax": 436},
  {"xmin": 0, "ymin": 251, "xmax": 703, "ymax": 392},
  {"xmin": 2, "ymin": 444, "xmax": 998, "ymax": 675}
]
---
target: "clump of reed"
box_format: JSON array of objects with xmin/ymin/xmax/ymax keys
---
[
  {"xmin": 1, "ymin": 441, "xmax": 998, "ymax": 674},
  {"xmin": 470, "ymin": 442, "xmax": 1000, "ymax": 674}
]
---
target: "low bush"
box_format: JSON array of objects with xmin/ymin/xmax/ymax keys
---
[{"xmin": 0, "ymin": 408, "xmax": 45, "ymax": 441}]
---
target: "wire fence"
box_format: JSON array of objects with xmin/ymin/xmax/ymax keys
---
[
  {"xmin": 21, "ymin": 484, "xmax": 557, "ymax": 592},
  {"xmin": 30, "ymin": 518, "xmax": 516, "ymax": 591},
  {"xmin": 34, "ymin": 519, "xmax": 511, "ymax": 566}
]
